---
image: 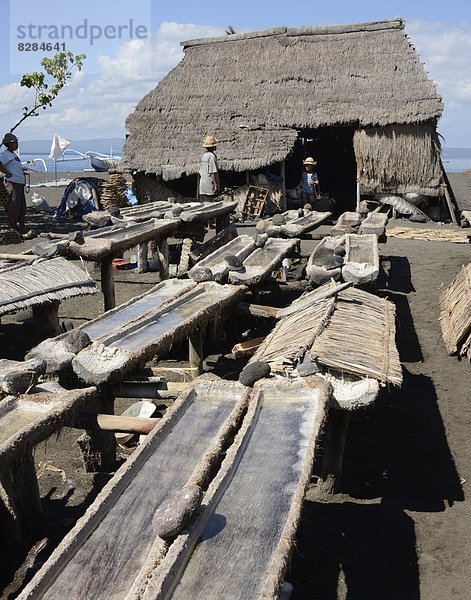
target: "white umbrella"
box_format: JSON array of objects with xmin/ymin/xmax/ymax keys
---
[
  {"xmin": 49, "ymin": 133, "xmax": 70, "ymax": 160},
  {"xmin": 49, "ymin": 133, "xmax": 70, "ymax": 186}
]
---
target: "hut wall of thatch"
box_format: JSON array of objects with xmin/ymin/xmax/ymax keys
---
[
  {"xmin": 123, "ymin": 19, "xmax": 443, "ymax": 199},
  {"xmin": 353, "ymin": 122, "xmax": 442, "ymax": 196}
]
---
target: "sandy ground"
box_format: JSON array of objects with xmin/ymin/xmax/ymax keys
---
[{"xmin": 0, "ymin": 173, "xmax": 470, "ymax": 598}]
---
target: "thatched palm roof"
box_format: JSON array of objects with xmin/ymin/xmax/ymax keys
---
[{"xmin": 123, "ymin": 19, "xmax": 443, "ymax": 180}]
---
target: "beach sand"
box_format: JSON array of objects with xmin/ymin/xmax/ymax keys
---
[{"xmin": 1, "ymin": 172, "xmax": 471, "ymax": 599}]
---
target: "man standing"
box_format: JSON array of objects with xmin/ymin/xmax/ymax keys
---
[
  {"xmin": 0, "ymin": 133, "xmax": 27, "ymax": 232},
  {"xmin": 198, "ymin": 135, "xmax": 220, "ymax": 201}
]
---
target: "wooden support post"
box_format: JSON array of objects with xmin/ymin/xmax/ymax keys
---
[
  {"xmin": 215, "ymin": 212, "xmax": 230, "ymax": 234},
  {"xmin": 318, "ymin": 409, "xmax": 351, "ymax": 495},
  {"xmin": 356, "ymin": 179, "xmax": 361, "ymax": 213},
  {"xmin": 137, "ymin": 242, "xmax": 149, "ymax": 273},
  {"xmin": 189, "ymin": 327, "xmax": 204, "ymax": 375},
  {"xmin": 101, "ymin": 256, "xmax": 116, "ymax": 311},
  {"xmin": 442, "ymin": 184, "xmax": 459, "ymax": 226},
  {"xmin": 157, "ymin": 239, "xmax": 169, "ymax": 280},
  {"xmin": 0, "ymin": 446, "xmax": 43, "ymax": 548},
  {"xmin": 77, "ymin": 389, "xmax": 116, "ymax": 472},
  {"xmin": 280, "ymin": 160, "xmax": 287, "ymax": 212},
  {"xmin": 32, "ymin": 300, "xmax": 60, "ymax": 340}
]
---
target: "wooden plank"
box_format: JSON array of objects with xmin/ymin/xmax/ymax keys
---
[{"xmin": 19, "ymin": 375, "xmax": 250, "ymax": 600}]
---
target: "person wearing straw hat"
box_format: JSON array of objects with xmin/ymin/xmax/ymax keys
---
[
  {"xmin": 0, "ymin": 132, "xmax": 27, "ymax": 232},
  {"xmin": 297, "ymin": 156, "xmax": 320, "ymax": 205},
  {"xmin": 198, "ymin": 135, "xmax": 221, "ymax": 201}
]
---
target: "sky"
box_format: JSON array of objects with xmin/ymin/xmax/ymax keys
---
[{"xmin": 0, "ymin": 0, "xmax": 470, "ymax": 147}]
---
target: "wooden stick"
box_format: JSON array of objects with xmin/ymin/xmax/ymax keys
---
[
  {"xmin": 0, "ymin": 252, "xmax": 38, "ymax": 261},
  {"xmin": 77, "ymin": 413, "xmax": 159, "ymax": 434}
]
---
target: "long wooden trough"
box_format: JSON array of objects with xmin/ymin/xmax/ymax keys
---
[
  {"xmin": 256, "ymin": 209, "xmax": 331, "ymax": 238},
  {"xmin": 67, "ymin": 218, "xmax": 179, "ymax": 261},
  {"xmin": 188, "ymin": 235, "xmax": 256, "ymax": 282},
  {"xmin": 72, "ymin": 282, "xmax": 245, "ymax": 385},
  {"xmin": 19, "ymin": 375, "xmax": 331, "ymax": 600},
  {"xmin": 342, "ymin": 233, "xmax": 380, "ymax": 285}
]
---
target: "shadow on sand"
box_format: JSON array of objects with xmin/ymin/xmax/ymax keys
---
[{"xmin": 291, "ymin": 254, "xmax": 464, "ymax": 598}]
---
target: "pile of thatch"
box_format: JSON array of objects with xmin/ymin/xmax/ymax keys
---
[
  {"xmin": 310, "ymin": 287, "xmax": 402, "ymax": 385},
  {"xmin": 98, "ymin": 172, "xmax": 129, "ymax": 209},
  {"xmin": 252, "ymin": 282, "xmax": 402, "ymax": 385},
  {"xmin": 0, "ymin": 257, "xmax": 97, "ymax": 315},
  {"xmin": 353, "ymin": 123, "xmax": 442, "ymax": 196},
  {"xmin": 439, "ymin": 263, "xmax": 471, "ymax": 360}
]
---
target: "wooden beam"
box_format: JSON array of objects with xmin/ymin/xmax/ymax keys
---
[
  {"xmin": 0, "ymin": 447, "xmax": 44, "ymax": 548},
  {"xmin": 235, "ymin": 301, "xmax": 279, "ymax": 318},
  {"xmin": 100, "ymin": 256, "xmax": 115, "ymax": 311},
  {"xmin": 137, "ymin": 242, "xmax": 149, "ymax": 273},
  {"xmin": 317, "ymin": 409, "xmax": 351, "ymax": 495},
  {"xmin": 189, "ymin": 327, "xmax": 204, "ymax": 374},
  {"xmin": 32, "ymin": 300, "xmax": 60, "ymax": 340},
  {"xmin": 157, "ymin": 239, "xmax": 170, "ymax": 280},
  {"xmin": 280, "ymin": 160, "xmax": 287, "ymax": 212}
]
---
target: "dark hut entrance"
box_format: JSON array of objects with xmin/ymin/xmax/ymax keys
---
[{"xmin": 285, "ymin": 127, "xmax": 357, "ymax": 216}]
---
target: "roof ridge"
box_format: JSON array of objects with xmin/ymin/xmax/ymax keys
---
[{"xmin": 181, "ymin": 19, "xmax": 404, "ymax": 48}]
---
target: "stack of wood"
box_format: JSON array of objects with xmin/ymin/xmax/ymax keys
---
[{"xmin": 98, "ymin": 171, "xmax": 129, "ymax": 210}]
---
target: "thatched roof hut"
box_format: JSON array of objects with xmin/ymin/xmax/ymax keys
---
[{"xmin": 123, "ymin": 19, "xmax": 443, "ymax": 201}]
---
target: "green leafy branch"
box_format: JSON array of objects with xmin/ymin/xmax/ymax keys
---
[{"xmin": 10, "ymin": 50, "xmax": 86, "ymax": 133}]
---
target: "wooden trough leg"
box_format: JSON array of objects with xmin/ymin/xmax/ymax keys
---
[
  {"xmin": 189, "ymin": 327, "xmax": 204, "ymax": 376},
  {"xmin": 32, "ymin": 300, "xmax": 60, "ymax": 340},
  {"xmin": 318, "ymin": 409, "xmax": 351, "ymax": 495},
  {"xmin": 0, "ymin": 446, "xmax": 43, "ymax": 548},
  {"xmin": 215, "ymin": 213, "xmax": 230, "ymax": 234},
  {"xmin": 77, "ymin": 389, "xmax": 116, "ymax": 472},
  {"xmin": 101, "ymin": 256, "xmax": 116, "ymax": 311},
  {"xmin": 157, "ymin": 239, "xmax": 169, "ymax": 280},
  {"xmin": 137, "ymin": 242, "xmax": 149, "ymax": 274}
]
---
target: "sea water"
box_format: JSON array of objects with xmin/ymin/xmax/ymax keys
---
[{"xmin": 441, "ymin": 148, "xmax": 471, "ymax": 173}]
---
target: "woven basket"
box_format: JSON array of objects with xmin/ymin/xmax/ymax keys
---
[
  {"xmin": 0, "ymin": 179, "xmax": 8, "ymax": 207},
  {"xmin": 0, "ymin": 228, "xmax": 22, "ymax": 245}
]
